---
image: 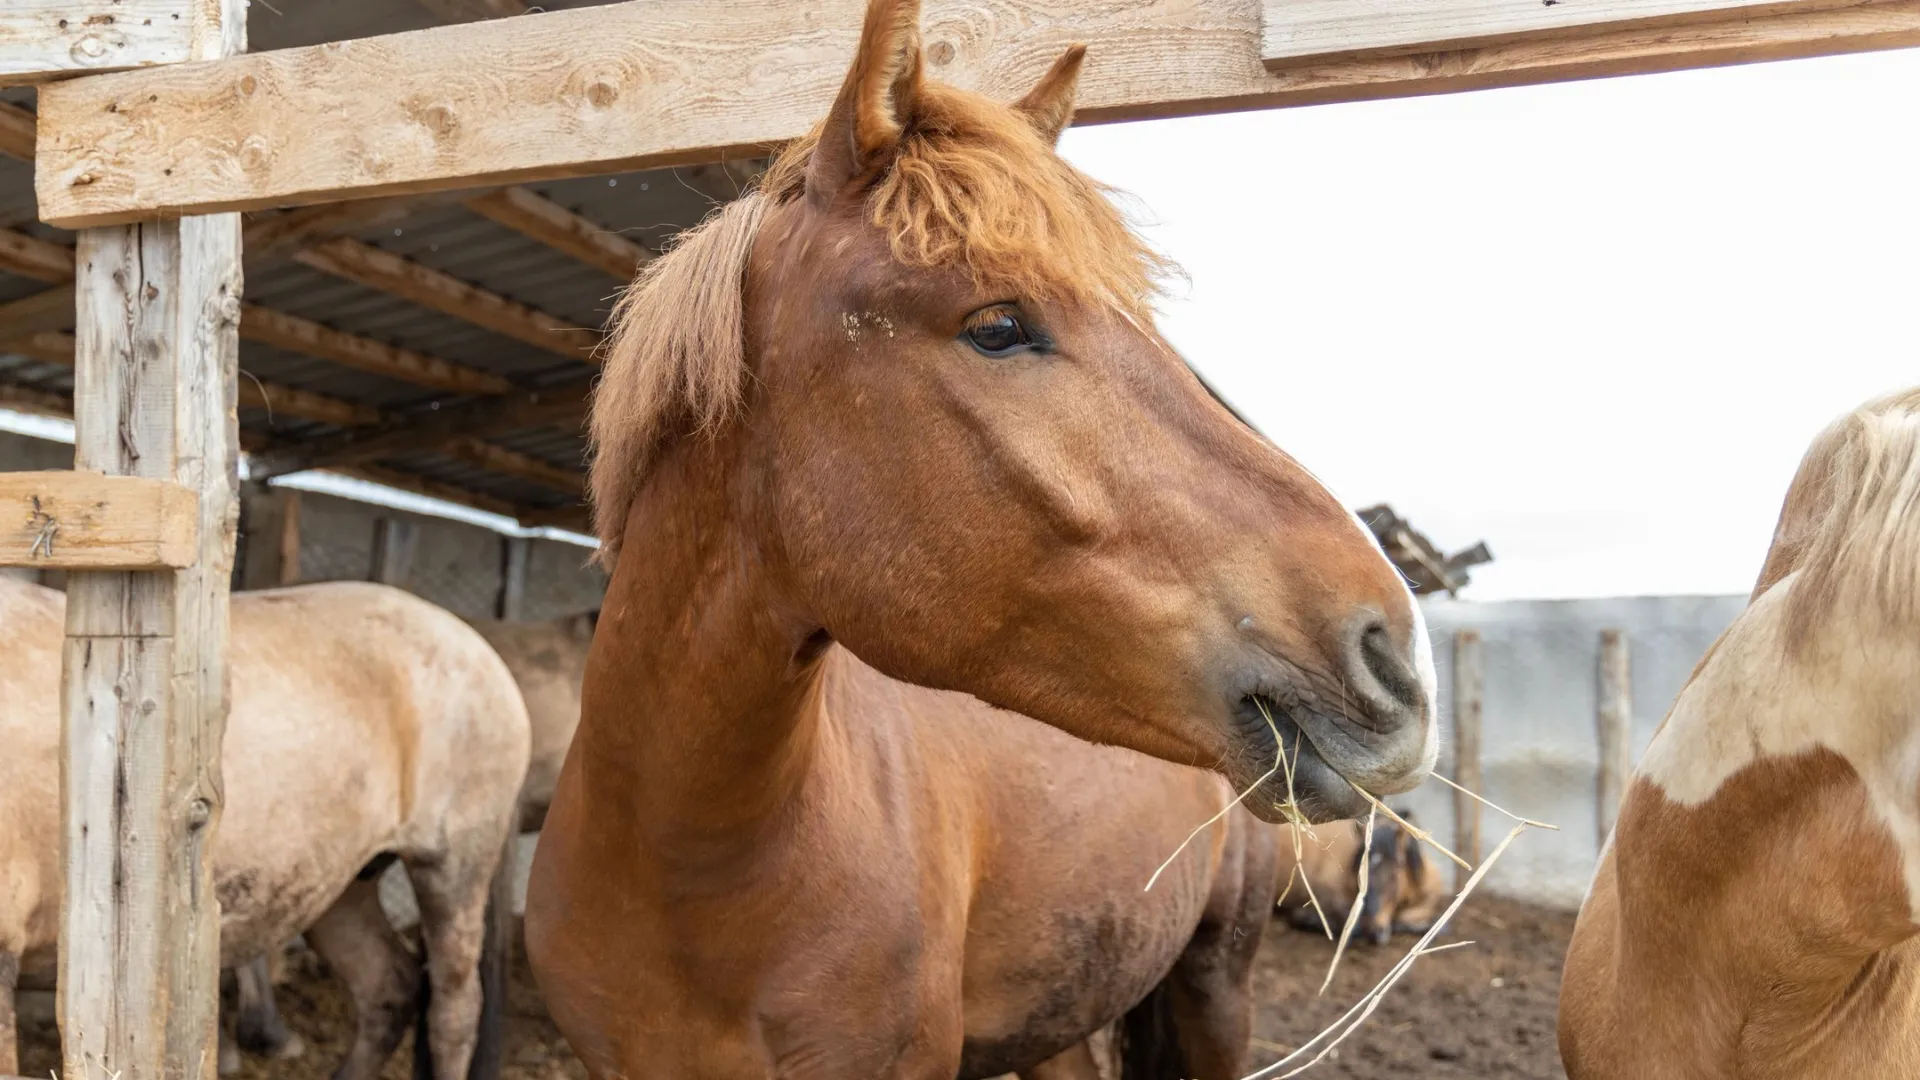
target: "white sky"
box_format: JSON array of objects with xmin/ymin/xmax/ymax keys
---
[{"xmin": 1058, "ymin": 48, "xmax": 1919, "ymax": 601}]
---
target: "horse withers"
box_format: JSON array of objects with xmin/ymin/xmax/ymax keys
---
[
  {"xmin": 1274, "ymin": 814, "xmax": 1447, "ymax": 946},
  {"xmin": 0, "ymin": 579, "xmax": 530, "ymax": 1080},
  {"xmin": 1560, "ymin": 386, "xmax": 1920, "ymax": 1079},
  {"xmin": 524, "ymin": 1, "xmax": 1438, "ymax": 1076}
]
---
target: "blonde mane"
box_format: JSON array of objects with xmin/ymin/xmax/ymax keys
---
[
  {"xmin": 1774, "ymin": 385, "xmax": 1920, "ymax": 648},
  {"xmin": 587, "ymin": 79, "xmax": 1173, "ymax": 562}
]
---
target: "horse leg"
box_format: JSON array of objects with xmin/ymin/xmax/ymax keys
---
[
  {"xmin": 1017, "ymin": 1039, "xmax": 1104, "ymax": 1080},
  {"xmin": 218, "ymin": 1019, "xmax": 242, "ymax": 1076},
  {"xmin": 1160, "ymin": 808, "xmax": 1279, "ymax": 1079},
  {"xmin": 404, "ymin": 838, "xmax": 512, "ymax": 1080},
  {"xmin": 0, "ymin": 950, "xmax": 19, "ymax": 1077},
  {"xmin": 235, "ymin": 953, "xmax": 306, "ymax": 1060},
  {"xmin": 306, "ymin": 878, "xmax": 422, "ymax": 1080}
]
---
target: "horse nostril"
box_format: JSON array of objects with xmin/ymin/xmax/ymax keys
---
[{"xmin": 1346, "ymin": 615, "xmax": 1424, "ymax": 722}]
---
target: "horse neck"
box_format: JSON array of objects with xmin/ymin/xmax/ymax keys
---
[
  {"xmin": 572, "ymin": 434, "xmax": 827, "ymax": 865},
  {"xmin": 1606, "ymin": 742, "xmax": 1920, "ymax": 1070}
]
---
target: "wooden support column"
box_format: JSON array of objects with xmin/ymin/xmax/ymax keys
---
[
  {"xmin": 58, "ymin": 5, "xmax": 247, "ymax": 1078},
  {"xmin": 370, "ymin": 516, "xmax": 418, "ymax": 586},
  {"xmin": 1451, "ymin": 629, "xmax": 1485, "ymax": 888},
  {"xmin": 1596, "ymin": 629, "xmax": 1634, "ymax": 849}
]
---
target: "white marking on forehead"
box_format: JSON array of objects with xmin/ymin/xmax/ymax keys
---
[{"xmin": 1638, "ymin": 573, "xmax": 1920, "ymax": 919}]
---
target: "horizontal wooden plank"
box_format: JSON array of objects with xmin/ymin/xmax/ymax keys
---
[
  {"xmin": 414, "ymin": 0, "xmax": 532, "ymax": 23},
  {"xmin": 0, "ymin": 225, "xmax": 78, "ymax": 282},
  {"xmin": 443, "ymin": 435, "xmax": 584, "ymax": 494},
  {"xmin": 0, "ymin": 284, "xmax": 76, "ymax": 334},
  {"xmin": 36, "ymin": 0, "xmax": 1920, "ymax": 227},
  {"xmin": 1261, "ymin": 0, "xmax": 1861, "ymax": 68},
  {"xmin": 292, "ymin": 238, "xmax": 603, "ymax": 361},
  {"xmin": 0, "ymin": 470, "xmax": 199, "ymax": 569},
  {"xmin": 0, "ymin": 379, "xmax": 71, "ymax": 417},
  {"xmin": 465, "ymin": 186, "xmax": 653, "ymax": 280},
  {"xmin": 7, "ymin": 327, "xmax": 383, "ymax": 427},
  {"xmin": 0, "ymin": 1, "xmax": 208, "ymax": 88},
  {"xmin": 336, "ymin": 462, "xmax": 529, "ymax": 518},
  {"xmin": 246, "ymin": 376, "xmax": 592, "ymax": 480},
  {"xmin": 0, "ymin": 101, "xmax": 33, "ymax": 161},
  {"xmin": 238, "ymin": 304, "xmax": 514, "ymax": 396}
]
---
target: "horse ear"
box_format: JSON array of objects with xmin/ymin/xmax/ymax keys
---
[
  {"xmin": 1013, "ymin": 45, "xmax": 1087, "ymax": 146},
  {"xmin": 808, "ymin": 0, "xmax": 925, "ymax": 207}
]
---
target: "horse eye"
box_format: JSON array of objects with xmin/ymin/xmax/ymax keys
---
[{"xmin": 962, "ymin": 307, "xmax": 1032, "ymax": 357}]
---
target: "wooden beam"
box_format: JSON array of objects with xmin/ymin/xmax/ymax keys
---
[
  {"xmin": 442, "ymin": 435, "xmax": 584, "ymax": 495},
  {"xmin": 0, "ymin": 284, "xmax": 77, "ymax": 334},
  {"xmin": 1, "ymin": 329, "xmax": 78, "ymax": 365},
  {"xmin": 246, "ymin": 377, "xmax": 591, "ymax": 480},
  {"xmin": 0, "ymin": 2, "xmax": 235, "ymax": 88},
  {"xmin": 337, "ymin": 462, "xmax": 529, "ymax": 518},
  {"xmin": 0, "ymin": 228, "xmax": 512, "ymax": 396},
  {"xmin": 518, "ymin": 502, "xmax": 593, "ymax": 533},
  {"xmin": 0, "ymin": 471, "xmax": 199, "ymax": 569},
  {"xmin": 239, "ymin": 304, "xmax": 514, "ymax": 396},
  {"xmin": 0, "ymin": 378, "xmax": 71, "ymax": 417},
  {"xmin": 414, "ymin": 0, "xmax": 530, "ymax": 22},
  {"xmin": 7, "ymin": 327, "xmax": 382, "ymax": 427},
  {"xmin": 464, "ymin": 186, "xmax": 653, "ymax": 281},
  {"xmin": 292, "ymin": 238, "xmax": 602, "ymax": 361},
  {"xmin": 1451, "ymin": 627, "xmax": 1484, "ymax": 891},
  {"xmin": 240, "ymin": 193, "xmax": 472, "ymax": 262},
  {"xmin": 35, "ymin": 0, "xmax": 1920, "ymax": 227},
  {"xmin": 1261, "ymin": 0, "xmax": 1861, "ymax": 69},
  {"xmin": 0, "ymin": 226, "xmax": 74, "ymax": 282},
  {"xmin": 0, "ymin": 101, "xmax": 33, "ymax": 161}
]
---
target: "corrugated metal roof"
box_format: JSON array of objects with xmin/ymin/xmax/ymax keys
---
[{"xmin": 0, "ymin": 0, "xmax": 767, "ymax": 523}]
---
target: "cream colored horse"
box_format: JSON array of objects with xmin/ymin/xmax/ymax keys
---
[
  {"xmin": 229, "ymin": 610, "xmax": 599, "ymax": 1064},
  {"xmin": 1561, "ymin": 385, "xmax": 1920, "ymax": 1079},
  {"xmin": 0, "ymin": 579, "xmax": 532, "ymax": 1080}
]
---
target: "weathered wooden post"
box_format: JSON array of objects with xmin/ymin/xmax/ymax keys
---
[
  {"xmin": 54, "ymin": 6, "xmax": 247, "ymax": 1078},
  {"xmin": 1596, "ymin": 628, "xmax": 1634, "ymax": 849},
  {"xmin": 1452, "ymin": 628, "xmax": 1484, "ymax": 887}
]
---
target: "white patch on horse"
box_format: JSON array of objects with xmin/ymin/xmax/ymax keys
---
[{"xmin": 1638, "ymin": 572, "xmax": 1920, "ymax": 921}]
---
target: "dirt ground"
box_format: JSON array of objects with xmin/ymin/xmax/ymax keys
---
[{"xmin": 17, "ymin": 896, "xmax": 1573, "ymax": 1080}]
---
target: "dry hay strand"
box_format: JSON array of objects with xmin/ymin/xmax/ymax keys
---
[
  {"xmin": 1246, "ymin": 775, "xmax": 1560, "ymax": 1078},
  {"xmin": 1318, "ymin": 803, "xmax": 1376, "ymax": 995}
]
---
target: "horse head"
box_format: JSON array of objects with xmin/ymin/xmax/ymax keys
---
[{"xmin": 589, "ymin": 0, "xmax": 1436, "ymax": 822}]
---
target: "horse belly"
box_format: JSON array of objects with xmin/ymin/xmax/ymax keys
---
[{"xmin": 955, "ymin": 870, "xmax": 1208, "ymax": 1077}]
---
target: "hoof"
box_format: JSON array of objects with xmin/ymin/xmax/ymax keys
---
[
  {"xmin": 218, "ymin": 1039, "xmax": 242, "ymax": 1076},
  {"xmin": 268, "ymin": 1032, "xmax": 307, "ymax": 1061}
]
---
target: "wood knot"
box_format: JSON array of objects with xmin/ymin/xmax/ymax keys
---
[
  {"xmin": 239, "ymin": 74, "xmax": 257, "ymax": 96},
  {"xmin": 416, "ymin": 102, "xmax": 458, "ymax": 137},
  {"xmin": 187, "ymin": 799, "xmax": 212, "ymax": 830},
  {"xmin": 70, "ymin": 35, "xmax": 113, "ymax": 62},
  {"xmin": 586, "ymin": 80, "xmax": 619, "ymax": 109},
  {"xmin": 928, "ymin": 40, "xmax": 956, "ymax": 66}
]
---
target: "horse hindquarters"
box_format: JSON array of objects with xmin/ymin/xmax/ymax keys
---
[{"xmin": 1116, "ymin": 806, "xmax": 1279, "ymax": 1080}]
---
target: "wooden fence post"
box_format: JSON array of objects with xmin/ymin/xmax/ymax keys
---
[
  {"xmin": 498, "ymin": 536, "xmax": 531, "ymax": 620},
  {"xmin": 278, "ymin": 490, "xmax": 303, "ymax": 586},
  {"xmin": 1596, "ymin": 629, "xmax": 1633, "ymax": 849},
  {"xmin": 1452, "ymin": 629, "xmax": 1484, "ymax": 888},
  {"xmin": 59, "ymin": 9, "xmax": 246, "ymax": 1078}
]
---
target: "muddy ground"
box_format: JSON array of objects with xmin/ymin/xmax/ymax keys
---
[{"xmin": 16, "ymin": 896, "xmax": 1572, "ymax": 1080}]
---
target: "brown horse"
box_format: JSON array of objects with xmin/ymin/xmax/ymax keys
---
[
  {"xmin": 0, "ymin": 579, "xmax": 529, "ymax": 1080},
  {"xmin": 1560, "ymin": 386, "xmax": 1920, "ymax": 1079},
  {"xmin": 524, "ymin": 1, "xmax": 1438, "ymax": 1076},
  {"xmin": 1273, "ymin": 814, "xmax": 1448, "ymax": 946}
]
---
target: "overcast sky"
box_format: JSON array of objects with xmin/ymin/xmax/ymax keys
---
[{"xmin": 1057, "ymin": 48, "xmax": 1919, "ymax": 601}]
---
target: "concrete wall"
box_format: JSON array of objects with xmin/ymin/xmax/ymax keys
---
[{"xmin": 1393, "ymin": 593, "xmax": 1749, "ymax": 909}]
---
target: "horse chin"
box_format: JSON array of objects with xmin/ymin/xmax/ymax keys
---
[{"xmin": 1240, "ymin": 740, "xmax": 1371, "ymax": 825}]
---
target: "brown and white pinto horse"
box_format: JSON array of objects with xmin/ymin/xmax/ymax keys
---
[
  {"xmin": 525, "ymin": 2, "xmax": 1437, "ymax": 1077},
  {"xmin": 1560, "ymin": 386, "xmax": 1920, "ymax": 1079},
  {"xmin": 0, "ymin": 579, "xmax": 529, "ymax": 1080}
]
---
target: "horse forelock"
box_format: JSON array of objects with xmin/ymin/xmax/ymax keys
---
[{"xmin": 589, "ymin": 79, "xmax": 1175, "ymax": 562}]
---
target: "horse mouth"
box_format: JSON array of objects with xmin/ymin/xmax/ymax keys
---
[{"xmin": 1229, "ymin": 693, "xmax": 1373, "ymax": 824}]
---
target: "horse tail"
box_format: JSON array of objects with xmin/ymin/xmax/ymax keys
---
[
  {"xmin": 1115, "ymin": 977, "xmax": 1186, "ymax": 1080},
  {"xmin": 410, "ymin": 837, "xmax": 515, "ymax": 1080}
]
